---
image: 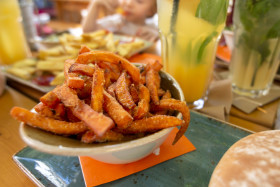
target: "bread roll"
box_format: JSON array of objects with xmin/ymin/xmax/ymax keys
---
[{"xmin": 209, "ymin": 130, "xmax": 280, "ymax": 187}]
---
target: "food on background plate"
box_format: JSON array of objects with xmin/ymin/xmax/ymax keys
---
[
  {"xmin": 4, "ymin": 30, "xmax": 146, "ymax": 87},
  {"xmin": 10, "ymin": 49, "xmax": 190, "ymax": 145},
  {"xmin": 209, "ymin": 130, "xmax": 280, "ymax": 187}
]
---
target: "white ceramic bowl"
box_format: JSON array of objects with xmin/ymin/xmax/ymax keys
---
[{"xmin": 20, "ymin": 70, "xmax": 185, "ymax": 164}]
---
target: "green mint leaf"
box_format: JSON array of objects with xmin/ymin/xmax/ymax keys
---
[
  {"xmin": 197, "ymin": 31, "xmax": 218, "ymax": 63},
  {"xmin": 267, "ymin": 20, "xmax": 280, "ymax": 39},
  {"xmin": 195, "ymin": 0, "xmax": 228, "ymax": 26}
]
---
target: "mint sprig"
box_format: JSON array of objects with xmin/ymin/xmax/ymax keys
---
[{"xmin": 195, "ymin": 0, "xmax": 229, "ymax": 26}]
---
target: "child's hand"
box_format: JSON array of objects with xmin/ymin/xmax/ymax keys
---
[
  {"xmin": 94, "ymin": 0, "xmax": 119, "ymax": 15},
  {"xmin": 136, "ymin": 26, "xmax": 159, "ymax": 42}
]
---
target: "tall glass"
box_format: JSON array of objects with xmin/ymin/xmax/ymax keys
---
[
  {"xmin": 157, "ymin": 0, "xmax": 229, "ymax": 109},
  {"xmin": 230, "ymin": 0, "xmax": 280, "ymax": 98},
  {"xmin": 0, "ymin": 0, "xmax": 30, "ymax": 65}
]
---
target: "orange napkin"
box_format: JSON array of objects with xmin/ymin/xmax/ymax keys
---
[
  {"xmin": 79, "ymin": 128, "xmax": 196, "ymax": 187},
  {"xmin": 216, "ymin": 45, "xmax": 231, "ymax": 63}
]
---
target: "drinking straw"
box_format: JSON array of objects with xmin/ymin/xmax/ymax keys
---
[{"xmin": 170, "ymin": 0, "xmax": 180, "ymax": 33}]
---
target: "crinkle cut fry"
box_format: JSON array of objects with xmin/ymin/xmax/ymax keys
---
[
  {"xmin": 91, "ymin": 66, "xmax": 104, "ymax": 112},
  {"xmin": 115, "ymin": 71, "xmax": 136, "ymax": 109},
  {"xmin": 118, "ymin": 115, "xmax": 184, "ymax": 134},
  {"xmin": 75, "ymin": 51, "xmax": 140, "ymax": 83},
  {"xmin": 53, "ymin": 84, "xmax": 114, "ymax": 137},
  {"xmin": 103, "ymin": 90, "xmax": 133, "ymax": 129},
  {"xmin": 10, "ymin": 107, "xmax": 87, "ymax": 135},
  {"xmin": 81, "ymin": 130, "xmax": 124, "ymax": 143},
  {"xmin": 154, "ymin": 99, "xmax": 190, "ymax": 145}
]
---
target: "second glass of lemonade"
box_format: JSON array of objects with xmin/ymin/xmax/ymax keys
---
[
  {"xmin": 157, "ymin": 0, "xmax": 229, "ymax": 108},
  {"xmin": 230, "ymin": 0, "xmax": 280, "ymax": 98}
]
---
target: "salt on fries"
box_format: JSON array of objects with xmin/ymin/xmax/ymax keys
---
[{"xmin": 10, "ymin": 49, "xmax": 190, "ymax": 145}]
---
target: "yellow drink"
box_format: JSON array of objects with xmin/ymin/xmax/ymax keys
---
[
  {"xmin": 157, "ymin": 0, "xmax": 228, "ymax": 107},
  {"xmin": 0, "ymin": 0, "xmax": 30, "ymax": 65}
]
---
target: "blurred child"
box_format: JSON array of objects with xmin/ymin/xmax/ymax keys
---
[{"xmin": 82, "ymin": 0, "xmax": 158, "ymax": 41}]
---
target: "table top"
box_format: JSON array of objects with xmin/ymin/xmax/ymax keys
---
[
  {"xmin": 0, "ymin": 86, "xmax": 37, "ymax": 187},
  {"xmin": 13, "ymin": 111, "xmax": 251, "ymax": 187},
  {"xmin": 1, "ymin": 20, "xmax": 279, "ymax": 186}
]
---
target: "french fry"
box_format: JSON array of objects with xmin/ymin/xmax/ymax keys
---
[
  {"xmin": 104, "ymin": 69, "xmax": 112, "ymax": 88},
  {"xmin": 36, "ymin": 60, "xmax": 65, "ymax": 71},
  {"xmin": 103, "ymin": 90, "xmax": 133, "ymax": 129},
  {"xmin": 97, "ymin": 61, "xmax": 121, "ymax": 80},
  {"xmin": 130, "ymin": 84, "xmax": 139, "ymax": 104},
  {"xmin": 67, "ymin": 76, "xmax": 85, "ymax": 89},
  {"xmin": 146, "ymin": 68, "xmax": 160, "ymax": 105},
  {"xmin": 79, "ymin": 45, "xmax": 91, "ymax": 54},
  {"xmin": 146, "ymin": 59, "xmax": 163, "ymax": 72},
  {"xmin": 40, "ymin": 91, "xmax": 60, "ymax": 108},
  {"xmin": 34, "ymin": 103, "xmax": 56, "ymax": 118},
  {"xmin": 69, "ymin": 63, "xmax": 95, "ymax": 76},
  {"xmin": 81, "ymin": 130, "xmax": 124, "ymax": 143},
  {"xmin": 64, "ymin": 59, "xmax": 75, "ymax": 86},
  {"xmin": 117, "ymin": 41, "xmax": 144, "ymax": 57},
  {"xmin": 115, "ymin": 71, "xmax": 136, "ymax": 109},
  {"xmin": 133, "ymin": 84, "xmax": 150, "ymax": 119},
  {"xmin": 38, "ymin": 46, "xmax": 65, "ymax": 59},
  {"xmin": 91, "ymin": 66, "xmax": 104, "ymax": 112},
  {"xmin": 153, "ymin": 90, "xmax": 172, "ymax": 115},
  {"xmin": 10, "ymin": 107, "xmax": 87, "ymax": 135},
  {"xmin": 153, "ymin": 99, "xmax": 190, "ymax": 145},
  {"xmin": 54, "ymin": 85, "xmax": 114, "ymax": 137},
  {"xmin": 107, "ymin": 82, "xmax": 116, "ymax": 97},
  {"xmin": 5, "ymin": 67, "xmax": 34, "ymax": 80},
  {"xmin": 12, "ymin": 58, "xmax": 36, "ymax": 68},
  {"xmin": 65, "ymin": 107, "xmax": 81, "ymax": 122},
  {"xmin": 162, "ymin": 90, "xmax": 171, "ymax": 100},
  {"xmin": 76, "ymin": 77, "xmax": 92, "ymax": 99},
  {"xmin": 76, "ymin": 51, "xmax": 140, "ymax": 83},
  {"xmin": 82, "ymin": 30, "xmax": 108, "ymax": 41},
  {"xmin": 34, "ymin": 102, "xmax": 66, "ymax": 120},
  {"xmin": 118, "ymin": 115, "xmax": 184, "ymax": 134},
  {"xmin": 105, "ymin": 32, "xmax": 117, "ymax": 53},
  {"xmin": 158, "ymin": 89, "xmax": 165, "ymax": 97},
  {"xmin": 50, "ymin": 72, "xmax": 65, "ymax": 86}
]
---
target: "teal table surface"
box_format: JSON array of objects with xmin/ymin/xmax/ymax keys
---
[{"xmin": 13, "ymin": 111, "xmax": 251, "ymax": 187}]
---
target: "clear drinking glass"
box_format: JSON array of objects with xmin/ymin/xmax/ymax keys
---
[
  {"xmin": 230, "ymin": 0, "xmax": 280, "ymax": 98},
  {"xmin": 157, "ymin": 0, "xmax": 229, "ymax": 109},
  {"xmin": 0, "ymin": 0, "xmax": 30, "ymax": 65}
]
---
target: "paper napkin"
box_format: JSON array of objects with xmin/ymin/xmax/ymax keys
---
[{"xmin": 79, "ymin": 128, "xmax": 196, "ymax": 187}]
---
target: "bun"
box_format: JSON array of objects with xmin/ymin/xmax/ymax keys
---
[{"xmin": 209, "ymin": 130, "xmax": 280, "ymax": 187}]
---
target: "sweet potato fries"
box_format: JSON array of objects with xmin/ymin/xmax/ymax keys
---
[{"xmin": 10, "ymin": 49, "xmax": 190, "ymax": 145}]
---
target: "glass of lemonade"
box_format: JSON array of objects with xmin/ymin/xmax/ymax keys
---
[
  {"xmin": 157, "ymin": 0, "xmax": 229, "ymax": 109},
  {"xmin": 230, "ymin": 0, "xmax": 280, "ymax": 98},
  {"xmin": 0, "ymin": 0, "xmax": 30, "ymax": 65}
]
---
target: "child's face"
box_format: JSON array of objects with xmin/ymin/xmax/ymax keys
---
[{"xmin": 119, "ymin": 0, "xmax": 156, "ymax": 24}]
